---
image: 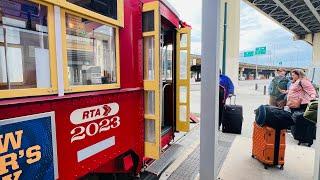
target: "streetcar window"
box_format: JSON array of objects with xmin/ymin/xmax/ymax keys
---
[
  {"xmin": 144, "ymin": 36, "xmax": 155, "ymax": 80},
  {"xmin": 145, "ymin": 91, "xmax": 155, "ymax": 115},
  {"xmin": 161, "ymin": 45, "xmax": 173, "ymax": 80},
  {"xmin": 0, "ymin": 1, "xmax": 51, "ymax": 90},
  {"xmin": 180, "ymin": 34, "xmax": 188, "ymax": 48},
  {"xmin": 143, "ymin": 11, "xmax": 154, "ymax": 32},
  {"xmin": 65, "ymin": 13, "xmax": 117, "ymax": 86},
  {"xmin": 145, "ymin": 119, "xmax": 156, "ymax": 143},
  {"xmin": 179, "ymin": 50, "xmax": 188, "ymax": 80},
  {"xmin": 67, "ymin": 0, "xmax": 117, "ymax": 20}
]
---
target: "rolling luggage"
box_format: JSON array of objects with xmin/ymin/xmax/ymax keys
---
[
  {"xmin": 291, "ymin": 111, "xmax": 316, "ymax": 147},
  {"xmin": 252, "ymin": 122, "xmax": 286, "ymax": 169},
  {"xmin": 222, "ymin": 95, "xmax": 243, "ymax": 134},
  {"xmin": 219, "ymin": 85, "xmax": 226, "ymax": 129}
]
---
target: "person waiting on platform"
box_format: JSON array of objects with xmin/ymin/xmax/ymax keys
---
[
  {"xmin": 219, "ymin": 70, "xmax": 234, "ymax": 99},
  {"xmin": 268, "ymin": 68, "xmax": 290, "ymax": 107},
  {"xmin": 219, "ymin": 70, "xmax": 234, "ymax": 130},
  {"xmin": 282, "ymin": 69, "xmax": 317, "ymax": 112}
]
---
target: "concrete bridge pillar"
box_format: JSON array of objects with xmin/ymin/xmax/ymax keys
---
[
  {"xmin": 312, "ymin": 33, "xmax": 320, "ymax": 66},
  {"xmin": 220, "ymin": 0, "xmax": 240, "ymax": 91},
  {"xmin": 311, "ymin": 32, "xmax": 320, "ymax": 180}
]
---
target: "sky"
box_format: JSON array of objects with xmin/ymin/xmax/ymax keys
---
[{"xmin": 167, "ymin": 0, "xmax": 313, "ymax": 68}]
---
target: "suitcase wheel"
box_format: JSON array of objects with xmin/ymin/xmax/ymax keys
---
[
  {"xmin": 279, "ymin": 165, "xmax": 284, "ymax": 170},
  {"xmin": 298, "ymin": 141, "xmax": 302, "ymax": 146},
  {"xmin": 251, "ymin": 155, "xmax": 255, "ymax": 158},
  {"xmin": 308, "ymin": 143, "xmax": 312, "ymax": 147},
  {"xmin": 264, "ymin": 164, "xmax": 268, "ymax": 170}
]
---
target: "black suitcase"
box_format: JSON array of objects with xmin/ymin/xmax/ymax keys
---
[
  {"xmin": 291, "ymin": 112, "xmax": 316, "ymax": 147},
  {"xmin": 222, "ymin": 95, "xmax": 243, "ymax": 134}
]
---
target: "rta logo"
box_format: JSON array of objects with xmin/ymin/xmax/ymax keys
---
[
  {"xmin": 70, "ymin": 103, "xmax": 121, "ymax": 143},
  {"xmin": 70, "ymin": 103, "xmax": 119, "ymax": 125},
  {"xmin": 82, "ymin": 105, "xmax": 111, "ymax": 120},
  {"xmin": 103, "ymin": 105, "xmax": 112, "ymax": 116}
]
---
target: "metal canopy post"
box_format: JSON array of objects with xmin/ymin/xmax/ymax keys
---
[
  {"xmin": 315, "ymin": 93, "xmax": 320, "ymax": 180},
  {"xmin": 200, "ymin": 0, "xmax": 221, "ymax": 179}
]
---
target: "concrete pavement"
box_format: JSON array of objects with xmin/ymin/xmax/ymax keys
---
[
  {"xmin": 218, "ymin": 136, "xmax": 315, "ymax": 180},
  {"xmin": 163, "ymin": 80, "xmax": 316, "ymax": 180}
]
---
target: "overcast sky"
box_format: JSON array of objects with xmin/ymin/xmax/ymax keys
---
[{"xmin": 167, "ymin": 0, "xmax": 312, "ymax": 68}]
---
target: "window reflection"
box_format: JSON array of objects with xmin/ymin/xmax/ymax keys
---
[
  {"xmin": 0, "ymin": 0, "xmax": 51, "ymax": 90},
  {"xmin": 67, "ymin": 0, "xmax": 117, "ymax": 20},
  {"xmin": 161, "ymin": 44, "xmax": 173, "ymax": 80},
  {"xmin": 65, "ymin": 13, "xmax": 117, "ymax": 86},
  {"xmin": 180, "ymin": 50, "xmax": 188, "ymax": 80},
  {"xmin": 144, "ymin": 36, "xmax": 155, "ymax": 80}
]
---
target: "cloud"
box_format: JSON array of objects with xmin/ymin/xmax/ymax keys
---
[
  {"xmin": 167, "ymin": 0, "xmax": 312, "ymax": 68},
  {"xmin": 167, "ymin": 0, "xmax": 202, "ymax": 54},
  {"xmin": 240, "ymin": 1, "xmax": 285, "ymax": 51},
  {"xmin": 239, "ymin": 1, "xmax": 312, "ymax": 68}
]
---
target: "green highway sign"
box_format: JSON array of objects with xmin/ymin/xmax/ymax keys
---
[
  {"xmin": 244, "ymin": 51, "xmax": 254, "ymax": 57},
  {"xmin": 255, "ymin": 46, "xmax": 266, "ymax": 55}
]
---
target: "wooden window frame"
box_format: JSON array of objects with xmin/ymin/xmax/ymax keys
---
[
  {"xmin": 0, "ymin": 0, "xmax": 58, "ymax": 99},
  {"xmin": 60, "ymin": 9, "xmax": 121, "ymax": 93}
]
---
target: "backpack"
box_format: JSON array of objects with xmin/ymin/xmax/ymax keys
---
[
  {"xmin": 303, "ymin": 100, "xmax": 318, "ymax": 124},
  {"xmin": 270, "ymin": 76, "xmax": 289, "ymax": 97}
]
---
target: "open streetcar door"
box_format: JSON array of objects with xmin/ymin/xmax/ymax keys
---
[
  {"xmin": 143, "ymin": 1, "xmax": 161, "ymax": 159},
  {"xmin": 176, "ymin": 27, "xmax": 191, "ymax": 132}
]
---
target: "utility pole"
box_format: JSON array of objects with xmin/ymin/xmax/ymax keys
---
[{"xmin": 255, "ymin": 53, "xmax": 258, "ymax": 79}]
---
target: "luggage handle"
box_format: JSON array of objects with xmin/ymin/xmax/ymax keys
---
[{"xmin": 228, "ymin": 94, "xmax": 237, "ymax": 105}]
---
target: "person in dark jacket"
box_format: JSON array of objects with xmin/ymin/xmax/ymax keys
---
[
  {"xmin": 268, "ymin": 68, "xmax": 289, "ymax": 107},
  {"xmin": 219, "ymin": 70, "xmax": 234, "ymax": 99},
  {"xmin": 219, "ymin": 70, "xmax": 234, "ymax": 130}
]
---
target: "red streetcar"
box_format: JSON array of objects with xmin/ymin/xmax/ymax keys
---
[{"xmin": 0, "ymin": 0, "xmax": 191, "ymax": 179}]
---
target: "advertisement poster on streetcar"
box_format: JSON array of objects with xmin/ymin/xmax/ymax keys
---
[{"xmin": 0, "ymin": 112, "xmax": 58, "ymax": 180}]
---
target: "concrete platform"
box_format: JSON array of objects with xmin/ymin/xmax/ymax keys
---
[{"xmin": 218, "ymin": 136, "xmax": 315, "ymax": 180}]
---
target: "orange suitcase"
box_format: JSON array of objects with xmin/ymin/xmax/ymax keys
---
[{"xmin": 251, "ymin": 122, "xmax": 286, "ymax": 169}]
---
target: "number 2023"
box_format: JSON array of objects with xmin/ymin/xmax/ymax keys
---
[{"xmin": 70, "ymin": 116, "xmax": 120, "ymax": 143}]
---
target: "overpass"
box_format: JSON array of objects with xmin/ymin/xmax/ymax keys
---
[
  {"xmin": 214, "ymin": 0, "xmax": 320, "ymax": 88},
  {"xmin": 190, "ymin": 54, "xmax": 305, "ymax": 80},
  {"xmin": 243, "ymin": 0, "xmax": 320, "ymax": 66}
]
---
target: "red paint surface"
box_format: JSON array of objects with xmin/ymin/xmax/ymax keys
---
[
  {"xmin": 0, "ymin": 0, "xmax": 188, "ymax": 178},
  {"xmin": 141, "ymin": 0, "xmax": 180, "ymax": 28},
  {"xmin": 0, "ymin": 90, "xmax": 144, "ymax": 179},
  {"xmin": 159, "ymin": 2, "xmax": 180, "ymax": 28},
  {"xmin": 123, "ymin": 155, "xmax": 134, "ymax": 171},
  {"xmin": 161, "ymin": 130, "xmax": 174, "ymax": 148},
  {"xmin": 0, "ymin": 0, "xmax": 144, "ymax": 178}
]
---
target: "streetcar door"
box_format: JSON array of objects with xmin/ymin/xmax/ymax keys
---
[
  {"xmin": 176, "ymin": 27, "xmax": 191, "ymax": 132},
  {"xmin": 143, "ymin": 2, "xmax": 161, "ymax": 159}
]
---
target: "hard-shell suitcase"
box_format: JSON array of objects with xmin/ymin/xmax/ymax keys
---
[
  {"xmin": 252, "ymin": 122, "xmax": 286, "ymax": 169},
  {"xmin": 291, "ymin": 112, "xmax": 316, "ymax": 147},
  {"xmin": 222, "ymin": 95, "xmax": 243, "ymax": 134}
]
